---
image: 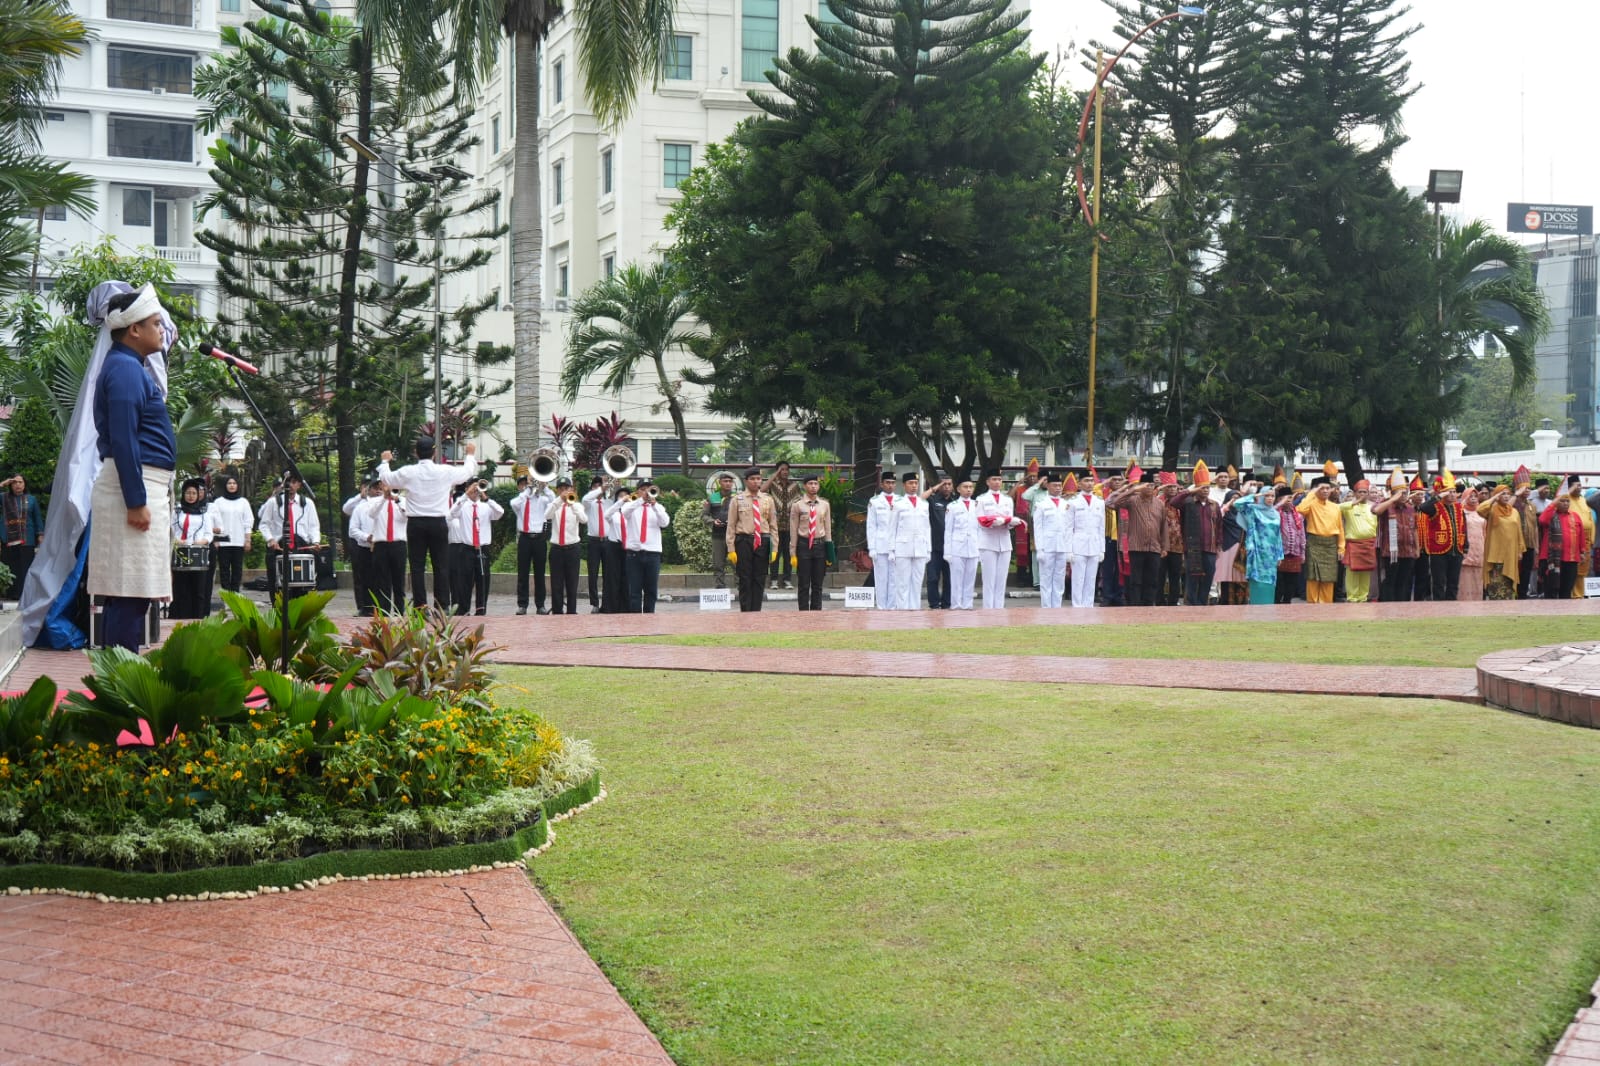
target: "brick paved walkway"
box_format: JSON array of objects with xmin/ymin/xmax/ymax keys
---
[{"xmin": 0, "ymin": 868, "xmax": 672, "ymax": 1065}]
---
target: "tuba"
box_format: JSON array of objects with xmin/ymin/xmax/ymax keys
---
[
  {"xmin": 528, "ymin": 445, "xmax": 564, "ymax": 484},
  {"xmin": 601, "ymin": 444, "xmax": 636, "ymax": 487}
]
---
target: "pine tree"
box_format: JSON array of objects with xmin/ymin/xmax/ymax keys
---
[
  {"xmin": 670, "ymin": 0, "xmax": 1070, "ymax": 484},
  {"xmin": 195, "ymin": 0, "xmax": 508, "ymax": 502}
]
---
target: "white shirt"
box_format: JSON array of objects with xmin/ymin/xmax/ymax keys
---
[
  {"xmin": 975, "ymin": 490, "xmax": 1017, "ymax": 551},
  {"xmin": 866, "ymin": 491, "xmax": 898, "ymax": 553},
  {"xmin": 347, "ymin": 494, "xmax": 375, "ymax": 547},
  {"xmin": 258, "ymin": 492, "xmax": 321, "ymax": 547},
  {"xmin": 619, "ymin": 499, "xmax": 670, "ymax": 553},
  {"xmin": 207, "ymin": 495, "xmax": 254, "ymax": 549},
  {"xmin": 547, "ymin": 498, "xmax": 587, "ymax": 547},
  {"xmin": 376, "ymin": 454, "xmax": 479, "ymax": 518},
  {"xmin": 510, "ymin": 485, "xmax": 555, "ymax": 534},
  {"xmin": 171, "ymin": 508, "xmax": 214, "ymax": 546},
  {"xmin": 889, "ymin": 492, "xmax": 932, "ymax": 557},
  {"xmin": 449, "ymin": 495, "xmax": 503, "ymax": 548},
  {"xmin": 1031, "ymin": 493, "xmax": 1071, "ymax": 554},
  {"xmin": 582, "ymin": 486, "xmax": 611, "ymax": 539},
  {"xmin": 1066, "ymin": 493, "xmax": 1106, "ymax": 558},
  {"xmin": 605, "ymin": 496, "xmax": 627, "ymax": 544},
  {"xmin": 944, "ymin": 497, "xmax": 982, "ymax": 559},
  {"xmin": 363, "ymin": 494, "xmax": 408, "ymax": 543}
]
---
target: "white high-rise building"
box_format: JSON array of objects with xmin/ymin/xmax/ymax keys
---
[{"xmin": 35, "ymin": 0, "xmax": 224, "ymax": 317}]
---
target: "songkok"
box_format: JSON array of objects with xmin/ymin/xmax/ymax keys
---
[
  {"xmin": 1139, "ymin": 469, "xmax": 1156, "ymax": 485},
  {"xmin": 1047, "ymin": 470, "xmax": 1063, "ymax": 484},
  {"xmin": 902, "ymin": 471, "xmax": 919, "ymax": 482},
  {"xmin": 104, "ymin": 283, "xmax": 164, "ymax": 330},
  {"xmin": 1513, "ymin": 464, "xmax": 1532, "ymax": 489},
  {"xmin": 1192, "ymin": 459, "xmax": 1211, "ymax": 487},
  {"xmin": 982, "ymin": 468, "xmax": 1001, "ymax": 480}
]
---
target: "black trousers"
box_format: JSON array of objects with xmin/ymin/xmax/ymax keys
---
[
  {"xmin": 2, "ymin": 543, "xmax": 34, "ymax": 599},
  {"xmin": 347, "ymin": 538, "xmax": 372, "ymax": 614},
  {"xmin": 1518, "ymin": 549, "xmax": 1538, "ymax": 598},
  {"xmin": 586, "ymin": 537, "xmax": 604, "ymax": 608},
  {"xmin": 1126, "ymin": 550, "xmax": 1161, "ymax": 606},
  {"xmin": 216, "ymin": 546, "xmax": 244, "ymax": 594},
  {"xmin": 796, "ymin": 543, "xmax": 827, "ymax": 610},
  {"xmin": 407, "ymin": 515, "xmax": 450, "ymax": 610},
  {"xmin": 516, "ymin": 531, "xmax": 548, "ymax": 610},
  {"xmin": 625, "ymin": 549, "xmax": 662, "ymax": 613},
  {"xmin": 1275, "ymin": 568, "xmax": 1298, "ymax": 604},
  {"xmin": 1379, "ymin": 556, "xmax": 1414, "ymax": 602},
  {"xmin": 103, "ymin": 596, "xmax": 151, "ymax": 652},
  {"xmin": 1546, "ymin": 559, "xmax": 1579, "ymax": 599},
  {"xmin": 1161, "ymin": 552, "xmax": 1185, "ymax": 605},
  {"xmin": 1101, "ymin": 539, "xmax": 1123, "ymax": 605},
  {"xmin": 369, "ymin": 541, "xmax": 406, "ymax": 615},
  {"xmin": 926, "ymin": 552, "xmax": 950, "ymax": 609},
  {"xmin": 602, "ymin": 540, "xmax": 627, "ymax": 612},
  {"xmin": 451, "ymin": 543, "xmax": 490, "ymax": 615},
  {"xmin": 1428, "ymin": 551, "xmax": 1462, "ymax": 602},
  {"xmin": 1412, "ymin": 553, "xmax": 1431, "ymax": 601},
  {"xmin": 550, "ymin": 542, "xmax": 582, "ymax": 614},
  {"xmin": 169, "ymin": 567, "xmax": 211, "ymax": 619},
  {"xmin": 735, "ymin": 533, "xmax": 765, "ymax": 612},
  {"xmin": 1185, "ymin": 552, "xmax": 1217, "ymax": 606}
]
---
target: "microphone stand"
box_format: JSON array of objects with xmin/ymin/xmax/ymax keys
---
[{"xmin": 221, "ymin": 361, "xmax": 306, "ymax": 675}]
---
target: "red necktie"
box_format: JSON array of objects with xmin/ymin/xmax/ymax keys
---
[
  {"xmin": 522, "ymin": 496, "xmax": 530, "ymax": 531},
  {"xmin": 286, "ymin": 497, "xmax": 294, "ymax": 547},
  {"xmin": 596, "ymin": 495, "xmax": 605, "ymax": 537},
  {"xmin": 472, "ymin": 504, "xmax": 480, "ymax": 548},
  {"xmin": 559, "ymin": 504, "xmax": 567, "ymax": 544},
  {"xmin": 752, "ymin": 496, "xmax": 762, "ymax": 550},
  {"xmin": 182, "ymin": 515, "xmax": 190, "ymax": 540},
  {"xmin": 639, "ymin": 501, "xmax": 649, "ymax": 544},
  {"xmin": 387, "ymin": 501, "xmax": 395, "ymax": 540}
]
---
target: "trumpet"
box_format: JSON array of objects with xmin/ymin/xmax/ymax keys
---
[
  {"xmin": 563, "ymin": 490, "xmax": 578, "ymax": 503},
  {"xmin": 476, "ymin": 478, "xmax": 491, "ymax": 492},
  {"xmin": 647, "ymin": 486, "xmax": 660, "ymax": 500}
]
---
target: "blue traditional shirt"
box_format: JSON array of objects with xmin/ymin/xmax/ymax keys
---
[
  {"xmin": 1234, "ymin": 495, "xmax": 1284, "ymax": 583},
  {"xmin": 93, "ymin": 342, "xmax": 176, "ymax": 508}
]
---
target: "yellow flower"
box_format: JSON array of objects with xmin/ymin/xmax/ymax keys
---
[
  {"xmin": 160, "ymin": 768, "xmax": 171, "ymax": 778},
  {"xmin": 231, "ymin": 770, "xmax": 243, "ymax": 780}
]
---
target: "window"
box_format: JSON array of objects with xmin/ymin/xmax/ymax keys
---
[
  {"xmin": 664, "ymin": 34, "xmax": 693, "ymax": 80},
  {"xmin": 742, "ymin": 0, "xmax": 779, "ymax": 82},
  {"xmin": 221, "ymin": 0, "xmax": 240, "ymax": 11},
  {"xmin": 122, "ymin": 188, "xmax": 153, "ymax": 227},
  {"xmin": 557, "ymin": 262, "xmax": 570, "ymax": 297},
  {"xmin": 107, "ymin": 0, "xmax": 192, "ymax": 26},
  {"xmin": 267, "ymin": 78, "xmax": 289, "ymax": 103},
  {"xmin": 108, "ymin": 48, "xmax": 195, "ymax": 93},
  {"xmin": 551, "ymin": 160, "xmax": 564, "ymax": 206},
  {"xmin": 662, "ymin": 142, "xmax": 691, "ymax": 189},
  {"xmin": 108, "ymin": 116, "xmax": 193, "ymax": 161},
  {"xmin": 552, "ymin": 58, "xmax": 565, "ymax": 105},
  {"xmin": 46, "ymin": 111, "xmax": 65, "ymax": 122},
  {"xmin": 603, "ymin": 254, "xmax": 615, "ymax": 279},
  {"xmin": 600, "ymin": 147, "xmax": 613, "ymax": 195},
  {"xmin": 491, "ymin": 115, "xmax": 501, "ymax": 154},
  {"xmin": 42, "ymin": 205, "xmax": 66, "ymax": 221},
  {"xmin": 817, "ymin": 1, "xmax": 843, "ymax": 25}
]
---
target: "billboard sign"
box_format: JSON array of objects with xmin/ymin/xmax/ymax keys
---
[{"xmin": 1507, "ymin": 203, "xmax": 1593, "ymax": 235}]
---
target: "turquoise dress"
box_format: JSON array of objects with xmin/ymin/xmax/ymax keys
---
[{"xmin": 1234, "ymin": 496, "xmax": 1284, "ymax": 604}]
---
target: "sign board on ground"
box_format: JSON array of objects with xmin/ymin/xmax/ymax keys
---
[
  {"xmin": 699, "ymin": 587, "xmax": 732, "ymax": 611},
  {"xmin": 844, "ymin": 587, "xmax": 876, "ymax": 609},
  {"xmin": 1586, "ymin": 577, "xmax": 1600, "ymax": 599},
  {"xmin": 1507, "ymin": 203, "xmax": 1593, "ymax": 235}
]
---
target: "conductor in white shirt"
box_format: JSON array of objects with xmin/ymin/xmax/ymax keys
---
[{"xmin": 378, "ymin": 436, "xmax": 477, "ymax": 611}]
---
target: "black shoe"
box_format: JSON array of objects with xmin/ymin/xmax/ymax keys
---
[
  {"xmin": 537, "ymin": 607, "xmax": 551, "ymax": 615},
  {"xmin": 590, "ymin": 606, "xmax": 602, "ymax": 613},
  {"xmin": 516, "ymin": 606, "xmax": 527, "ymax": 615}
]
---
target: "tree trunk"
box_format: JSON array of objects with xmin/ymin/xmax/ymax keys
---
[
  {"xmin": 331, "ymin": 33, "xmax": 373, "ymax": 547},
  {"xmin": 894, "ymin": 420, "xmax": 938, "ymax": 485},
  {"xmin": 852, "ymin": 421, "xmax": 880, "ymax": 509},
  {"xmin": 511, "ymin": 29, "xmax": 544, "ymax": 456}
]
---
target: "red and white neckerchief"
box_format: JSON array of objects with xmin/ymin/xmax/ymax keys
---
[
  {"xmin": 558, "ymin": 503, "xmax": 568, "ymax": 544},
  {"xmin": 471, "ymin": 504, "xmax": 481, "ymax": 548},
  {"xmin": 1051, "ymin": 497, "xmax": 1062, "ymax": 508},
  {"xmin": 638, "ymin": 499, "xmax": 650, "ymax": 545},
  {"xmin": 386, "ymin": 501, "xmax": 395, "ymax": 540},
  {"xmin": 908, "ymin": 494, "xmax": 918, "ymax": 507},
  {"xmin": 806, "ymin": 502, "xmax": 818, "ymax": 548},
  {"xmin": 751, "ymin": 494, "xmax": 763, "ymax": 550}
]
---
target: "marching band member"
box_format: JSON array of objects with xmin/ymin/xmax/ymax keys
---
[
  {"xmin": 168, "ymin": 478, "xmax": 215, "ymax": 619},
  {"xmin": 1065, "ymin": 472, "xmax": 1107, "ymax": 609},
  {"xmin": 448, "ymin": 477, "xmax": 503, "ymax": 615},
  {"xmin": 604, "ymin": 484, "xmax": 630, "ymax": 612},
  {"xmin": 866, "ymin": 471, "xmax": 899, "ymax": 609},
  {"xmin": 377, "ymin": 437, "xmax": 478, "ymax": 612},
  {"xmin": 362, "ymin": 477, "xmax": 408, "ymax": 615},
  {"xmin": 581, "ymin": 472, "xmax": 609, "ymax": 612},
  {"xmin": 888, "ymin": 472, "xmax": 932, "ymax": 611},
  {"xmin": 975, "ymin": 469, "xmax": 1022, "ymax": 610},
  {"xmin": 944, "ymin": 478, "xmax": 982, "ymax": 610},
  {"xmin": 342, "ymin": 477, "xmax": 378, "ymax": 616},
  {"xmin": 621, "ymin": 479, "xmax": 671, "ymax": 613},
  {"xmin": 726, "ymin": 467, "xmax": 777, "ymax": 612},
  {"xmin": 1030, "ymin": 471, "xmax": 1070, "ymax": 608},
  {"xmin": 789, "ymin": 472, "xmax": 832, "ymax": 611},
  {"xmin": 546, "ymin": 476, "xmax": 587, "ymax": 615},
  {"xmin": 258, "ymin": 473, "xmax": 321, "ymax": 604},
  {"xmin": 208, "ymin": 474, "xmax": 254, "ymax": 596},
  {"xmin": 509, "ymin": 473, "xmax": 554, "ymax": 615}
]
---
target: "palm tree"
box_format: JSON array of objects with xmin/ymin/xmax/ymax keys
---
[
  {"xmin": 0, "ymin": 0, "xmax": 94, "ymax": 290},
  {"xmin": 1434, "ymin": 218, "xmax": 1550, "ymax": 391},
  {"xmin": 560, "ymin": 261, "xmax": 703, "ymax": 474},
  {"xmin": 366, "ymin": 0, "xmax": 677, "ymax": 456}
]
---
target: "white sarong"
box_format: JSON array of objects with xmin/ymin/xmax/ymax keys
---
[{"xmin": 88, "ymin": 461, "xmax": 172, "ymax": 599}]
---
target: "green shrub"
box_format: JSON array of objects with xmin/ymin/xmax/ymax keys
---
[
  {"xmin": 674, "ymin": 496, "xmax": 715, "ymax": 572},
  {"xmin": 654, "ymin": 473, "xmax": 705, "ymax": 501}
]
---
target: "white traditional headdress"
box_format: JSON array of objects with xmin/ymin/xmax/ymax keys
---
[{"xmin": 102, "ymin": 283, "xmax": 164, "ymax": 330}]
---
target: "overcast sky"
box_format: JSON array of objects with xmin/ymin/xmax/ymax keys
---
[{"xmin": 1026, "ymin": 0, "xmax": 1598, "ymax": 242}]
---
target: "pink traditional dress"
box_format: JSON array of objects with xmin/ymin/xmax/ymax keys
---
[{"xmin": 1458, "ymin": 503, "xmax": 1486, "ymax": 601}]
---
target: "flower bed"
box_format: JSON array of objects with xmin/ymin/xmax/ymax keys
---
[{"xmin": 0, "ymin": 593, "xmax": 599, "ymax": 896}]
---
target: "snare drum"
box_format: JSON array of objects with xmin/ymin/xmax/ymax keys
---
[
  {"xmin": 172, "ymin": 544, "xmax": 213, "ymax": 571},
  {"xmin": 274, "ymin": 553, "xmax": 318, "ymax": 588}
]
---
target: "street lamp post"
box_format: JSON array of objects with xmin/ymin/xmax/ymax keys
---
[
  {"xmin": 1424, "ymin": 168, "xmax": 1463, "ymax": 471},
  {"xmin": 1074, "ymin": 5, "xmax": 1206, "ymax": 473}
]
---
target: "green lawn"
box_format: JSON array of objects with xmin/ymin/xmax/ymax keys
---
[
  {"xmin": 616, "ymin": 614, "xmax": 1600, "ymax": 668},
  {"xmin": 513, "ymin": 667, "xmax": 1600, "ymax": 1065}
]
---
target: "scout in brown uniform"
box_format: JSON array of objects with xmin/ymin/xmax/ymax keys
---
[
  {"xmin": 726, "ymin": 467, "xmax": 779, "ymax": 612},
  {"xmin": 788, "ymin": 472, "xmax": 833, "ymax": 610}
]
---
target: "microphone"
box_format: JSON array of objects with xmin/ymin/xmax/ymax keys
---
[{"xmin": 199, "ymin": 341, "xmax": 260, "ymax": 376}]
